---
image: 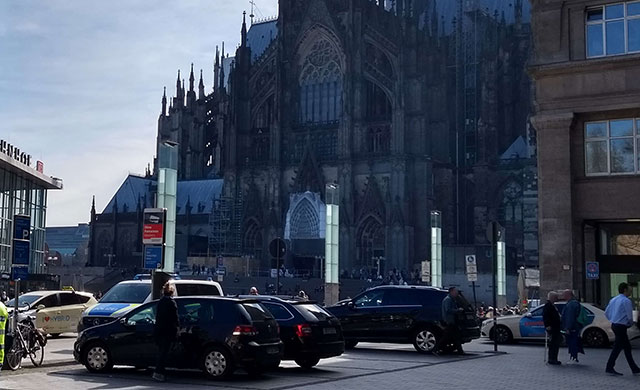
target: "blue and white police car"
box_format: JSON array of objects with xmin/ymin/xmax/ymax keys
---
[
  {"xmin": 481, "ymin": 302, "xmax": 639, "ymax": 348},
  {"xmin": 78, "ymin": 279, "xmax": 223, "ymax": 331}
]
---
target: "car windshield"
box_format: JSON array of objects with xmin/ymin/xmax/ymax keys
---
[
  {"xmin": 6, "ymin": 294, "xmax": 43, "ymax": 308},
  {"xmin": 100, "ymin": 283, "xmax": 150, "ymax": 303},
  {"xmin": 294, "ymin": 304, "xmax": 333, "ymax": 322}
]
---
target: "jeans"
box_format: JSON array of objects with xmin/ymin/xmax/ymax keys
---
[
  {"xmin": 155, "ymin": 340, "xmax": 172, "ymax": 375},
  {"xmin": 547, "ymin": 330, "xmax": 561, "ymax": 363},
  {"xmin": 606, "ymin": 323, "xmax": 640, "ymax": 372}
]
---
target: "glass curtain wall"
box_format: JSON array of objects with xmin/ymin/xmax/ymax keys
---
[{"xmin": 0, "ymin": 166, "xmax": 48, "ymax": 274}]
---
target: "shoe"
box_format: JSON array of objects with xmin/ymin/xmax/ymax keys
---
[
  {"xmin": 606, "ymin": 369, "xmax": 623, "ymax": 376},
  {"xmin": 548, "ymin": 361, "xmax": 561, "ymax": 365},
  {"xmin": 152, "ymin": 373, "xmax": 166, "ymax": 382}
]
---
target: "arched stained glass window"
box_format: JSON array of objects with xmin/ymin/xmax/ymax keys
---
[
  {"xmin": 290, "ymin": 198, "xmax": 320, "ymax": 239},
  {"xmin": 299, "ymin": 38, "xmax": 343, "ymax": 124}
]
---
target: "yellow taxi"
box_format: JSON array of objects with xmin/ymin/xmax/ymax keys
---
[{"xmin": 8, "ymin": 288, "xmax": 98, "ymax": 337}]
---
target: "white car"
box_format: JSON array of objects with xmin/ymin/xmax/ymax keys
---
[
  {"xmin": 7, "ymin": 290, "xmax": 98, "ymax": 337},
  {"xmin": 481, "ymin": 302, "xmax": 640, "ymax": 348},
  {"xmin": 78, "ymin": 278, "xmax": 223, "ymax": 331}
]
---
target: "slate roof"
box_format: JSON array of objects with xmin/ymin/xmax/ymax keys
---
[
  {"xmin": 500, "ymin": 136, "xmax": 528, "ymax": 160},
  {"xmin": 45, "ymin": 224, "xmax": 90, "ymax": 255},
  {"xmin": 102, "ymin": 175, "xmax": 223, "ymax": 216},
  {"xmin": 247, "ymin": 19, "xmax": 278, "ymax": 63}
]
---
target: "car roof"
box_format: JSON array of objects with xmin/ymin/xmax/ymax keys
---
[
  {"xmin": 171, "ymin": 296, "xmax": 258, "ymax": 304},
  {"xmin": 18, "ymin": 290, "xmax": 93, "ymax": 296},
  {"xmin": 235, "ymin": 295, "xmax": 317, "ymax": 304},
  {"xmin": 369, "ymin": 285, "xmax": 447, "ymax": 293}
]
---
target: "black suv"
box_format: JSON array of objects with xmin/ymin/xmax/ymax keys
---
[
  {"xmin": 327, "ymin": 286, "xmax": 479, "ymax": 353},
  {"xmin": 241, "ymin": 296, "xmax": 345, "ymax": 368},
  {"xmin": 74, "ymin": 297, "xmax": 283, "ymax": 379}
]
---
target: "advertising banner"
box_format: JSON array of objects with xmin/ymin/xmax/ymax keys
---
[{"xmin": 143, "ymin": 208, "xmax": 165, "ymax": 245}]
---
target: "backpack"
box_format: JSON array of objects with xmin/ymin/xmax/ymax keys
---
[{"xmin": 576, "ymin": 305, "xmax": 589, "ymax": 327}]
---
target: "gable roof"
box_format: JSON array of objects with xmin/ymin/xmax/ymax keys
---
[
  {"xmin": 500, "ymin": 136, "xmax": 528, "ymax": 160},
  {"xmin": 102, "ymin": 175, "xmax": 223, "ymax": 216}
]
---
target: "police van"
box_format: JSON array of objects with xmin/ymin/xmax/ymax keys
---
[{"xmin": 78, "ymin": 279, "xmax": 223, "ymax": 331}]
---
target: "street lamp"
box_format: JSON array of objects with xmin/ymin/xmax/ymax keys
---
[
  {"xmin": 430, "ymin": 211, "xmax": 442, "ymax": 288},
  {"xmin": 324, "ymin": 183, "xmax": 339, "ymax": 305}
]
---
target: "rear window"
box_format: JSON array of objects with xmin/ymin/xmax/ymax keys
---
[
  {"xmin": 294, "ymin": 304, "xmax": 333, "ymax": 322},
  {"xmin": 101, "ymin": 283, "xmax": 150, "ymax": 303},
  {"xmin": 242, "ymin": 303, "xmax": 273, "ymax": 321},
  {"xmin": 176, "ymin": 283, "xmax": 221, "ymax": 297},
  {"xmin": 263, "ymin": 302, "xmax": 294, "ymax": 320}
]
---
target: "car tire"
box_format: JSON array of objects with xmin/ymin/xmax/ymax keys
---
[
  {"xmin": 583, "ymin": 327, "xmax": 608, "ymax": 348},
  {"xmin": 295, "ymin": 356, "xmax": 320, "ymax": 369},
  {"xmin": 344, "ymin": 340, "xmax": 358, "ymax": 349},
  {"xmin": 413, "ymin": 327, "xmax": 439, "ymax": 354},
  {"xmin": 82, "ymin": 342, "xmax": 114, "ymax": 373},
  {"xmin": 202, "ymin": 346, "xmax": 234, "ymax": 380},
  {"xmin": 492, "ymin": 325, "xmax": 513, "ymax": 344}
]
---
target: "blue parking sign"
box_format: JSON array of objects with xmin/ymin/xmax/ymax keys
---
[
  {"xmin": 586, "ymin": 262, "xmax": 599, "ymax": 280},
  {"xmin": 144, "ymin": 246, "xmax": 163, "ymax": 270},
  {"xmin": 12, "ymin": 266, "xmax": 28, "ymax": 280}
]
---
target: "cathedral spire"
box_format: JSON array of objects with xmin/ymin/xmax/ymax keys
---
[
  {"xmin": 219, "ymin": 42, "xmax": 226, "ymax": 90},
  {"xmin": 214, "ymin": 45, "xmax": 220, "ymax": 91},
  {"xmin": 241, "ymin": 11, "xmax": 248, "ymax": 47},
  {"xmin": 176, "ymin": 69, "xmax": 181, "ymax": 97},
  {"xmin": 189, "ymin": 63, "xmax": 195, "ymax": 92},
  {"xmin": 198, "ymin": 69, "xmax": 205, "ymax": 99},
  {"xmin": 161, "ymin": 86, "xmax": 167, "ymax": 116}
]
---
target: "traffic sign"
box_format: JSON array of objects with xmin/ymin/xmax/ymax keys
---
[
  {"xmin": 421, "ymin": 260, "xmax": 431, "ymax": 283},
  {"xmin": 216, "ymin": 267, "xmax": 226, "ymax": 276},
  {"xmin": 467, "ymin": 273, "xmax": 478, "ymax": 282},
  {"xmin": 143, "ymin": 208, "xmax": 166, "ymax": 245},
  {"xmin": 12, "ymin": 239, "xmax": 30, "ymax": 265},
  {"xmin": 13, "ymin": 215, "xmax": 31, "ymax": 240},
  {"xmin": 269, "ymin": 238, "xmax": 286, "ymax": 259},
  {"xmin": 12, "ymin": 266, "xmax": 28, "ymax": 281},
  {"xmin": 466, "ymin": 265, "xmax": 478, "ymax": 274},
  {"xmin": 586, "ymin": 261, "xmax": 599, "ymax": 280},
  {"xmin": 144, "ymin": 246, "xmax": 163, "ymax": 269}
]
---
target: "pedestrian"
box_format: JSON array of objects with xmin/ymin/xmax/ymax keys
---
[
  {"xmin": 0, "ymin": 298, "xmax": 8, "ymax": 373},
  {"xmin": 561, "ymin": 289, "xmax": 584, "ymax": 363},
  {"xmin": 604, "ymin": 282, "xmax": 640, "ymax": 376},
  {"xmin": 543, "ymin": 291, "xmax": 562, "ymax": 365},
  {"xmin": 437, "ymin": 286, "xmax": 464, "ymax": 355},
  {"xmin": 0, "ymin": 290, "xmax": 8, "ymax": 304},
  {"xmin": 249, "ymin": 286, "xmax": 259, "ymax": 295},
  {"xmin": 152, "ymin": 282, "xmax": 179, "ymax": 382}
]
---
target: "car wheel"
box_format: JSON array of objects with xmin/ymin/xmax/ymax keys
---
[
  {"xmin": 202, "ymin": 346, "xmax": 233, "ymax": 379},
  {"xmin": 413, "ymin": 327, "xmax": 438, "ymax": 354},
  {"xmin": 492, "ymin": 326, "xmax": 513, "ymax": 344},
  {"xmin": 82, "ymin": 342, "xmax": 113, "ymax": 373},
  {"xmin": 344, "ymin": 340, "xmax": 358, "ymax": 349},
  {"xmin": 583, "ymin": 327, "xmax": 608, "ymax": 348},
  {"xmin": 295, "ymin": 356, "xmax": 320, "ymax": 369}
]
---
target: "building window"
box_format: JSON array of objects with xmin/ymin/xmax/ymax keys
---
[
  {"xmin": 586, "ymin": 1, "xmax": 640, "ymax": 58},
  {"xmin": 585, "ymin": 118, "xmax": 640, "ymax": 175}
]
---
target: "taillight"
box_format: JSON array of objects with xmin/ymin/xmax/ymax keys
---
[
  {"xmin": 233, "ymin": 325, "xmax": 257, "ymax": 336},
  {"xmin": 295, "ymin": 324, "xmax": 313, "ymax": 337}
]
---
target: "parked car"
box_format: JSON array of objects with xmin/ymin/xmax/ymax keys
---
[
  {"xmin": 239, "ymin": 295, "xmax": 344, "ymax": 368},
  {"xmin": 480, "ymin": 302, "xmax": 640, "ymax": 347},
  {"xmin": 327, "ymin": 285, "xmax": 480, "ymax": 353},
  {"xmin": 74, "ymin": 296, "xmax": 283, "ymax": 379},
  {"xmin": 7, "ymin": 289, "xmax": 97, "ymax": 337},
  {"xmin": 78, "ymin": 279, "xmax": 223, "ymax": 331}
]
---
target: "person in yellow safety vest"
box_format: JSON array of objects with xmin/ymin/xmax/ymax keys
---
[{"xmin": 0, "ymin": 300, "xmax": 8, "ymax": 373}]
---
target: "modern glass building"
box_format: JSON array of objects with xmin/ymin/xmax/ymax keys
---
[{"xmin": 0, "ymin": 141, "xmax": 62, "ymax": 278}]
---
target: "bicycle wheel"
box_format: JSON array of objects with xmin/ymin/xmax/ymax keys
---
[
  {"xmin": 29, "ymin": 343, "xmax": 45, "ymax": 367},
  {"xmin": 6, "ymin": 339, "xmax": 24, "ymax": 371}
]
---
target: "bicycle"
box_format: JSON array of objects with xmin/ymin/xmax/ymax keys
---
[{"xmin": 5, "ymin": 310, "xmax": 46, "ymax": 370}]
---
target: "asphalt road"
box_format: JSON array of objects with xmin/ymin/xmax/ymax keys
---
[{"xmin": 2, "ymin": 335, "xmax": 640, "ymax": 389}]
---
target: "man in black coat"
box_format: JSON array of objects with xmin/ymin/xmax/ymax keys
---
[
  {"xmin": 543, "ymin": 291, "xmax": 562, "ymax": 365},
  {"xmin": 152, "ymin": 282, "xmax": 179, "ymax": 382}
]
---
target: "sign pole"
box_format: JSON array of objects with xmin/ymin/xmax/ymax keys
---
[
  {"xmin": 472, "ymin": 281, "xmax": 478, "ymax": 310},
  {"xmin": 13, "ymin": 279, "xmax": 19, "ymax": 334},
  {"xmin": 492, "ymin": 222, "xmax": 498, "ymax": 353},
  {"xmin": 276, "ymin": 239, "xmax": 280, "ymax": 295}
]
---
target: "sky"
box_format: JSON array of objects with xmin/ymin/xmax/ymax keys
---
[{"xmin": 0, "ymin": 0, "xmax": 278, "ymax": 227}]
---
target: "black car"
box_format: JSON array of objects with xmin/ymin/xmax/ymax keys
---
[
  {"xmin": 74, "ymin": 296, "xmax": 283, "ymax": 379},
  {"xmin": 240, "ymin": 296, "xmax": 345, "ymax": 368},
  {"xmin": 327, "ymin": 286, "xmax": 479, "ymax": 353}
]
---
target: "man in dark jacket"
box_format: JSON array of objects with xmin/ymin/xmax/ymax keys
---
[
  {"xmin": 153, "ymin": 282, "xmax": 179, "ymax": 382},
  {"xmin": 437, "ymin": 287, "xmax": 464, "ymax": 355},
  {"xmin": 543, "ymin": 291, "xmax": 562, "ymax": 365}
]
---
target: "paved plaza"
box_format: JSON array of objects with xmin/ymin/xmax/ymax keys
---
[{"xmin": 1, "ymin": 336, "xmax": 639, "ymax": 389}]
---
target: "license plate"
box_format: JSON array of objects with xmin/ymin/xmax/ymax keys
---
[
  {"xmin": 267, "ymin": 346, "xmax": 279, "ymax": 355},
  {"xmin": 323, "ymin": 327, "xmax": 337, "ymax": 335}
]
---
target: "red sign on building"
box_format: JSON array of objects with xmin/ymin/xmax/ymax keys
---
[{"xmin": 143, "ymin": 208, "xmax": 166, "ymax": 245}]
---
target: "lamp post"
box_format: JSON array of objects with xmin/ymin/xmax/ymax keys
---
[{"xmin": 430, "ymin": 211, "xmax": 442, "ymax": 288}]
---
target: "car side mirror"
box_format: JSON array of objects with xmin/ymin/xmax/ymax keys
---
[
  {"xmin": 347, "ymin": 301, "xmax": 355, "ymax": 310},
  {"xmin": 36, "ymin": 304, "xmax": 45, "ymax": 311}
]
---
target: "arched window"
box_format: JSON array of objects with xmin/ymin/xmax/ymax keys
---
[
  {"xmin": 364, "ymin": 81, "xmax": 392, "ymax": 154},
  {"xmin": 299, "ymin": 38, "xmax": 343, "ymax": 125},
  {"xmin": 290, "ymin": 198, "xmax": 320, "ymax": 239},
  {"xmin": 244, "ymin": 220, "xmax": 263, "ymax": 259},
  {"xmin": 356, "ymin": 216, "xmax": 386, "ymax": 269},
  {"xmin": 500, "ymin": 182, "xmax": 523, "ymax": 223}
]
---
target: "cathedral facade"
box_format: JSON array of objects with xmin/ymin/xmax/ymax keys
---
[{"xmin": 145, "ymin": 0, "xmax": 536, "ymax": 278}]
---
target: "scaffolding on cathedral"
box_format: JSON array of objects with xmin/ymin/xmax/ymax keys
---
[{"xmin": 208, "ymin": 192, "xmax": 243, "ymax": 257}]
